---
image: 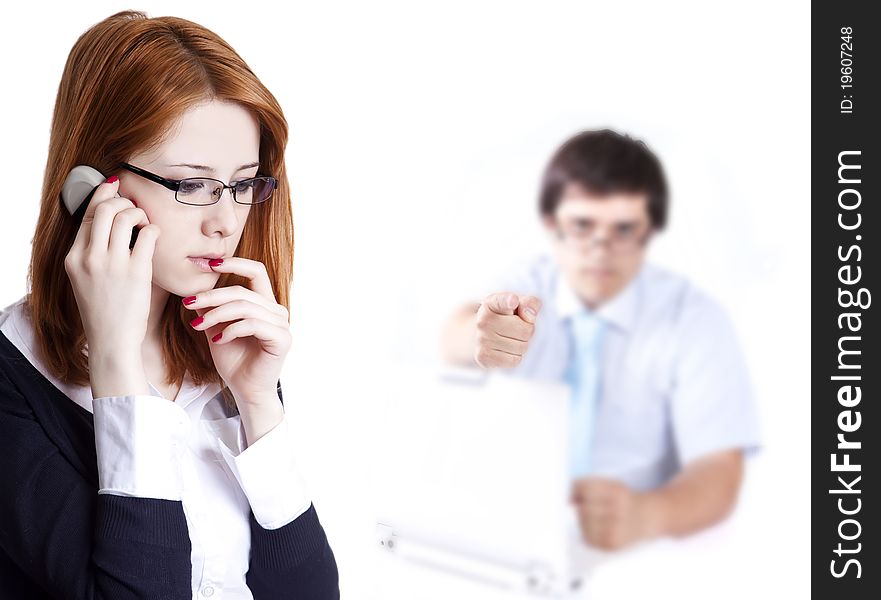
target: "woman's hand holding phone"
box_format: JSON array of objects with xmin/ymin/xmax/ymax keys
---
[{"xmin": 63, "ymin": 176, "xmax": 160, "ymax": 397}]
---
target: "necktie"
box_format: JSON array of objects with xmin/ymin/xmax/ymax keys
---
[{"xmin": 563, "ymin": 310, "xmax": 607, "ymax": 479}]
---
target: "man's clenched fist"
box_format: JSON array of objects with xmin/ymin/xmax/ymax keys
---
[
  {"xmin": 570, "ymin": 477, "xmax": 659, "ymax": 551},
  {"xmin": 474, "ymin": 292, "xmax": 542, "ymax": 369}
]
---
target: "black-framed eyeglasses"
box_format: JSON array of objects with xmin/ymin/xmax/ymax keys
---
[{"xmin": 119, "ymin": 162, "xmax": 277, "ymax": 206}]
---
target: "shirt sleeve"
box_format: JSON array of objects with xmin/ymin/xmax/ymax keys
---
[
  {"xmin": 216, "ymin": 410, "xmax": 312, "ymax": 530},
  {"xmin": 92, "ymin": 394, "xmax": 191, "ymax": 501},
  {"xmin": 669, "ymin": 292, "xmax": 763, "ymax": 465}
]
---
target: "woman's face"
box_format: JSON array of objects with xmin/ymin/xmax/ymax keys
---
[{"xmin": 117, "ymin": 99, "xmax": 261, "ymax": 298}]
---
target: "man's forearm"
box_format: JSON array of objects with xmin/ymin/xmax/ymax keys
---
[
  {"xmin": 440, "ymin": 303, "xmax": 480, "ymax": 367},
  {"xmin": 641, "ymin": 448, "xmax": 745, "ymax": 538}
]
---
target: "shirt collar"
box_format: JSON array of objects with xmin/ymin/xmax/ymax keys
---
[{"xmin": 554, "ymin": 264, "xmax": 643, "ymax": 332}]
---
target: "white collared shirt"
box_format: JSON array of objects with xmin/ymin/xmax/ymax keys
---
[
  {"xmin": 480, "ymin": 254, "xmax": 762, "ymax": 491},
  {"xmin": 0, "ymin": 295, "xmax": 311, "ymax": 600}
]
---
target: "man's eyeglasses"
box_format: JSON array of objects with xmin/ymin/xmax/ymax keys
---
[
  {"xmin": 119, "ymin": 163, "xmax": 277, "ymax": 206},
  {"xmin": 554, "ymin": 217, "xmax": 651, "ymax": 254}
]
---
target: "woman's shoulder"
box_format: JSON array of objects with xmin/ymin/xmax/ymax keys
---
[
  {"xmin": 0, "ymin": 335, "xmax": 35, "ymax": 414},
  {"xmin": 0, "ymin": 324, "xmax": 96, "ymax": 475},
  {"xmin": 0, "ymin": 295, "xmax": 94, "ymax": 411},
  {"xmin": 0, "ymin": 296, "xmax": 40, "ymax": 383},
  {"xmin": 1, "ymin": 293, "xmax": 33, "ymax": 354}
]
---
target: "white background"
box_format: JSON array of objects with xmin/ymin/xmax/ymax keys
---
[{"xmin": 0, "ymin": 2, "xmax": 810, "ymax": 598}]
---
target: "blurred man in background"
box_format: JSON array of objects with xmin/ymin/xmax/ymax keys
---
[{"xmin": 441, "ymin": 129, "xmax": 761, "ymax": 551}]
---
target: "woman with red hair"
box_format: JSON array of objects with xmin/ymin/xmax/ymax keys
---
[{"xmin": 0, "ymin": 10, "xmax": 338, "ymax": 599}]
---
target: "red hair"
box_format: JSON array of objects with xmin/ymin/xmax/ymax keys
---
[{"xmin": 27, "ymin": 10, "xmax": 293, "ymax": 409}]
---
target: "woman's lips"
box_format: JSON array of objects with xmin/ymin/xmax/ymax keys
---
[{"xmin": 187, "ymin": 257, "xmax": 219, "ymax": 273}]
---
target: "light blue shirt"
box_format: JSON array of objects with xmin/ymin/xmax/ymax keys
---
[{"xmin": 480, "ymin": 254, "xmax": 762, "ymax": 491}]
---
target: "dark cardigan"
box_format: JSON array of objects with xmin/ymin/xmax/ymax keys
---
[{"xmin": 0, "ymin": 330, "xmax": 339, "ymax": 599}]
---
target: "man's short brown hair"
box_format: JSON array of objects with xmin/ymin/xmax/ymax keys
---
[{"xmin": 539, "ymin": 128, "xmax": 669, "ymax": 230}]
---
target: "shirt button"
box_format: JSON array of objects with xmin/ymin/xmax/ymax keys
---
[{"xmin": 201, "ymin": 586, "xmax": 215, "ymax": 597}]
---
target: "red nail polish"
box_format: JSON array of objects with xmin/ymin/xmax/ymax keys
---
[
  {"xmin": 105, "ymin": 175, "xmax": 118, "ymax": 184},
  {"xmin": 182, "ymin": 296, "xmax": 197, "ymax": 305},
  {"xmin": 211, "ymin": 332, "xmax": 222, "ymax": 342},
  {"xmin": 208, "ymin": 258, "xmax": 223, "ymax": 267},
  {"xmin": 190, "ymin": 316, "xmax": 204, "ymax": 327}
]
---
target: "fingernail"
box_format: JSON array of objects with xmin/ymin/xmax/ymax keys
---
[
  {"xmin": 208, "ymin": 258, "xmax": 223, "ymax": 267},
  {"xmin": 190, "ymin": 316, "xmax": 204, "ymax": 327},
  {"xmin": 105, "ymin": 175, "xmax": 118, "ymax": 184},
  {"xmin": 526, "ymin": 307, "xmax": 537, "ymax": 317},
  {"xmin": 211, "ymin": 332, "xmax": 222, "ymax": 342},
  {"xmin": 182, "ymin": 296, "xmax": 197, "ymax": 305}
]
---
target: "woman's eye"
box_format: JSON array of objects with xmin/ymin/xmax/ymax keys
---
[
  {"xmin": 234, "ymin": 180, "xmax": 256, "ymax": 192},
  {"xmin": 179, "ymin": 181, "xmax": 205, "ymax": 193}
]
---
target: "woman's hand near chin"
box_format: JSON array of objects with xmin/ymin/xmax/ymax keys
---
[{"xmin": 182, "ymin": 256, "xmax": 292, "ymax": 444}]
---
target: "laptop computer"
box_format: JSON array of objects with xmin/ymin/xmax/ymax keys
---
[{"xmin": 371, "ymin": 365, "xmax": 592, "ymax": 597}]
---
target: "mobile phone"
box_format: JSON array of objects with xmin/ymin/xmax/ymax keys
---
[{"xmin": 61, "ymin": 165, "xmax": 140, "ymax": 250}]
